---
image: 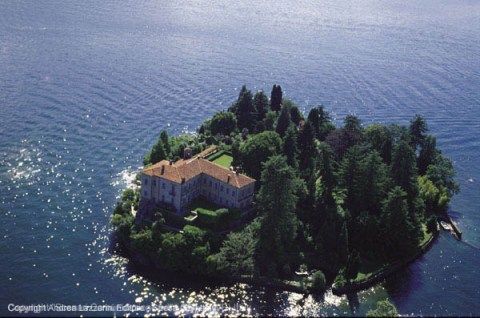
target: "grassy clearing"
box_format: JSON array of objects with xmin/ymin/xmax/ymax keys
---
[{"xmin": 212, "ymin": 154, "xmax": 233, "ymax": 168}]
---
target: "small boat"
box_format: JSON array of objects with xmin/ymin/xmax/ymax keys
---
[
  {"xmin": 439, "ymin": 221, "xmax": 452, "ymax": 231},
  {"xmin": 439, "ymin": 220, "xmax": 462, "ymax": 240}
]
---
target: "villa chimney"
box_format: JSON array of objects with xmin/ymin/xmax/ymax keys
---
[
  {"xmin": 227, "ymin": 175, "xmax": 231, "ymax": 183},
  {"xmin": 181, "ymin": 177, "xmax": 185, "ymax": 184},
  {"xmin": 169, "ymin": 160, "xmax": 173, "ymax": 165},
  {"xmin": 161, "ymin": 165, "xmax": 165, "ymax": 174}
]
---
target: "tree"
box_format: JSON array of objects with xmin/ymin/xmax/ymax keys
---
[
  {"xmin": 317, "ymin": 106, "xmax": 335, "ymax": 140},
  {"xmin": 390, "ymin": 140, "xmax": 418, "ymax": 213},
  {"xmin": 409, "ymin": 115, "xmax": 427, "ymax": 150},
  {"xmin": 367, "ymin": 300, "xmax": 399, "ymax": 317},
  {"xmin": 307, "ymin": 107, "xmax": 321, "ymax": 139},
  {"xmin": 283, "ymin": 125, "xmax": 299, "ymax": 169},
  {"xmin": 160, "ymin": 225, "xmax": 211, "ymax": 275},
  {"xmin": 358, "ymin": 151, "xmax": 391, "ymax": 215},
  {"xmin": 276, "ymin": 105, "xmax": 292, "ymax": 137},
  {"xmin": 255, "ymin": 156, "xmax": 301, "ymax": 278},
  {"xmin": 145, "ymin": 137, "xmax": 167, "ymax": 165},
  {"xmin": 310, "ymin": 270, "xmax": 326, "ymax": 292},
  {"xmin": 426, "ymin": 153, "xmax": 459, "ymax": 197},
  {"xmin": 380, "ymin": 187, "xmax": 421, "ymax": 259},
  {"xmin": 316, "ymin": 197, "xmax": 349, "ymax": 273},
  {"xmin": 211, "ymin": 219, "xmax": 260, "ymax": 276},
  {"xmin": 238, "ymin": 131, "xmax": 283, "ymax": 180},
  {"xmin": 365, "ymin": 124, "xmax": 392, "ymax": 164},
  {"xmin": 263, "ymin": 111, "xmax": 278, "ymax": 131},
  {"xmin": 209, "ymin": 111, "xmax": 237, "ymax": 136},
  {"xmin": 236, "ymin": 85, "xmax": 255, "ymax": 131},
  {"xmin": 160, "ymin": 130, "xmax": 170, "ymax": 156},
  {"xmin": 253, "ymin": 91, "xmax": 269, "ymax": 121},
  {"xmin": 418, "ymin": 175, "xmax": 449, "ymax": 215},
  {"xmin": 270, "ymin": 84, "xmax": 283, "ymax": 112},
  {"xmin": 338, "ymin": 146, "xmax": 364, "ymax": 218},
  {"xmin": 325, "ymin": 115, "xmax": 363, "ymax": 159},
  {"xmin": 290, "ymin": 105, "xmax": 303, "ymax": 126},
  {"xmin": 297, "ymin": 121, "xmax": 316, "ymax": 175},
  {"xmin": 344, "ymin": 115, "xmax": 362, "ymax": 134},
  {"xmin": 317, "ymin": 142, "xmax": 336, "ymax": 191},
  {"xmin": 281, "ymin": 99, "xmax": 303, "ymax": 126},
  {"xmin": 418, "ymin": 135, "xmax": 437, "ymax": 175}
]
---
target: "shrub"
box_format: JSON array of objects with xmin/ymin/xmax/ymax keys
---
[
  {"xmin": 111, "ymin": 213, "xmax": 134, "ymax": 242},
  {"xmin": 366, "ymin": 299, "xmax": 399, "ymax": 317},
  {"xmin": 310, "ymin": 270, "xmax": 326, "ymax": 292},
  {"xmin": 130, "ymin": 228, "xmax": 157, "ymax": 253},
  {"xmin": 333, "ymin": 270, "xmax": 347, "ymax": 288},
  {"xmin": 195, "ymin": 208, "xmax": 240, "ymax": 230},
  {"xmin": 113, "ymin": 202, "xmax": 128, "ymax": 216}
]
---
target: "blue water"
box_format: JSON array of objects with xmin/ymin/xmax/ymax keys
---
[{"xmin": 1, "ymin": 0, "xmax": 479, "ymax": 316}]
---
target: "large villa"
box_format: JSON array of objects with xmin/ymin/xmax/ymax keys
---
[{"xmin": 140, "ymin": 146, "xmax": 256, "ymax": 214}]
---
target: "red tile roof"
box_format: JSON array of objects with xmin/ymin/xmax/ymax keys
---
[{"xmin": 143, "ymin": 157, "xmax": 255, "ymax": 188}]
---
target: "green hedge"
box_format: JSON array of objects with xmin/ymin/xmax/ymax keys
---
[{"xmin": 195, "ymin": 208, "xmax": 241, "ymax": 230}]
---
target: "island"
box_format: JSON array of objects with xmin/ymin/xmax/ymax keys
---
[{"xmin": 110, "ymin": 84, "xmax": 459, "ymax": 295}]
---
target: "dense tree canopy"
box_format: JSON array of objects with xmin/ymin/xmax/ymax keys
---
[
  {"xmin": 120, "ymin": 86, "xmax": 459, "ymax": 295},
  {"xmin": 238, "ymin": 131, "xmax": 283, "ymax": 180},
  {"xmin": 209, "ymin": 111, "xmax": 237, "ymax": 136}
]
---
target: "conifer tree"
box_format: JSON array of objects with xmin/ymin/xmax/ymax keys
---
[
  {"xmin": 253, "ymin": 91, "xmax": 269, "ymax": 121},
  {"xmin": 418, "ymin": 135, "xmax": 437, "ymax": 175},
  {"xmin": 236, "ymin": 86, "xmax": 255, "ymax": 131},
  {"xmin": 409, "ymin": 115, "xmax": 427, "ymax": 150},
  {"xmin": 255, "ymin": 156, "xmax": 300, "ymax": 278},
  {"xmin": 381, "ymin": 187, "xmax": 421, "ymax": 259},
  {"xmin": 290, "ymin": 105, "xmax": 302, "ymax": 126},
  {"xmin": 283, "ymin": 125, "xmax": 299, "ymax": 169},
  {"xmin": 297, "ymin": 121, "xmax": 316, "ymax": 174},
  {"xmin": 276, "ymin": 105, "xmax": 292, "ymax": 137},
  {"xmin": 147, "ymin": 138, "xmax": 167, "ymax": 165},
  {"xmin": 391, "ymin": 141, "xmax": 418, "ymax": 207},
  {"xmin": 160, "ymin": 130, "xmax": 170, "ymax": 156},
  {"xmin": 307, "ymin": 107, "xmax": 321, "ymax": 138},
  {"xmin": 270, "ymin": 84, "xmax": 283, "ymax": 112}
]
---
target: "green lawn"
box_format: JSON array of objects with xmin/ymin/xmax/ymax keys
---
[{"xmin": 212, "ymin": 154, "xmax": 233, "ymax": 168}]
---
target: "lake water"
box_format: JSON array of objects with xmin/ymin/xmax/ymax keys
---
[{"xmin": 1, "ymin": 0, "xmax": 479, "ymax": 316}]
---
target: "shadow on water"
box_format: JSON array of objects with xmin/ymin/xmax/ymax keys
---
[{"xmin": 346, "ymin": 292, "xmax": 360, "ymax": 314}]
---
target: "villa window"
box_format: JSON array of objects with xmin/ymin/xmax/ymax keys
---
[
  {"xmin": 144, "ymin": 190, "xmax": 147, "ymax": 196},
  {"xmin": 153, "ymin": 180, "xmax": 156, "ymax": 186},
  {"xmin": 144, "ymin": 179, "xmax": 148, "ymax": 185},
  {"xmin": 221, "ymin": 185, "xmax": 224, "ymax": 192},
  {"xmin": 226, "ymin": 188, "xmax": 229, "ymax": 194}
]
